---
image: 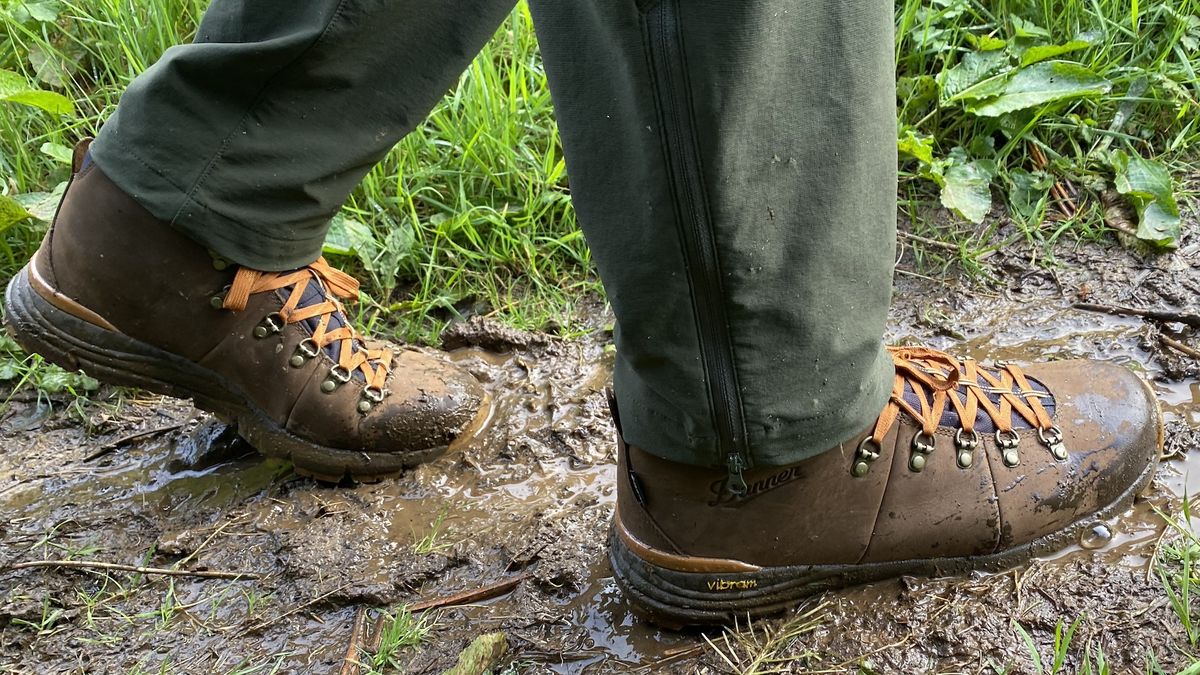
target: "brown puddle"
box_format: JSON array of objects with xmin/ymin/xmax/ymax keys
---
[{"xmin": 3, "ymin": 235, "xmax": 1200, "ymax": 673}]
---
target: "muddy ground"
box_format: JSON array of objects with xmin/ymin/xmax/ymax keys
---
[{"xmin": 3, "ymin": 190, "xmax": 1200, "ymax": 674}]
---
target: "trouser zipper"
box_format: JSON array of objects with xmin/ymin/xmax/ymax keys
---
[{"xmin": 643, "ymin": 0, "xmax": 749, "ymax": 495}]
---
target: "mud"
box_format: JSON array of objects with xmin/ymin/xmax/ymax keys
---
[{"xmin": 3, "ymin": 192, "xmax": 1200, "ymax": 673}]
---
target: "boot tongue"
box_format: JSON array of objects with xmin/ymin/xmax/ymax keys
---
[
  {"xmin": 901, "ymin": 369, "xmax": 1055, "ymax": 433},
  {"xmin": 277, "ymin": 275, "xmax": 365, "ymax": 379}
]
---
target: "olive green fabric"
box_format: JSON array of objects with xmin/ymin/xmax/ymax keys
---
[{"xmin": 91, "ymin": 0, "xmax": 897, "ymax": 469}]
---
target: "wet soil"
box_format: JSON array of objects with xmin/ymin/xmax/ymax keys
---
[{"xmin": 3, "ymin": 191, "xmax": 1200, "ymax": 674}]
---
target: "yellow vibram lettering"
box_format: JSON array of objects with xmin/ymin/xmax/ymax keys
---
[{"xmin": 705, "ymin": 578, "xmax": 758, "ymax": 591}]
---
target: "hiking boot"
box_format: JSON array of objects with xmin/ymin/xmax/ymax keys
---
[
  {"xmin": 609, "ymin": 346, "xmax": 1162, "ymax": 626},
  {"xmin": 4, "ymin": 140, "xmax": 487, "ymax": 481}
]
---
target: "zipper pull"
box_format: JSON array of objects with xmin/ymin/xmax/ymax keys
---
[{"xmin": 725, "ymin": 453, "xmax": 748, "ymax": 496}]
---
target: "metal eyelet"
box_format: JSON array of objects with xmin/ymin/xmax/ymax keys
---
[
  {"xmin": 852, "ymin": 436, "xmax": 881, "ymax": 477},
  {"xmin": 996, "ymin": 429, "xmax": 1020, "ymax": 467},
  {"xmin": 320, "ymin": 365, "xmax": 352, "ymax": 393},
  {"xmin": 955, "ymin": 428, "xmax": 980, "ymax": 469},
  {"xmin": 909, "ymin": 431, "xmax": 935, "ymax": 472},
  {"xmin": 1038, "ymin": 425, "xmax": 1068, "ymax": 461},
  {"xmin": 290, "ymin": 338, "xmax": 320, "ymax": 368},
  {"xmin": 357, "ymin": 386, "xmax": 386, "ymax": 414},
  {"xmin": 209, "ymin": 284, "xmax": 231, "ymax": 310},
  {"xmin": 253, "ymin": 312, "xmax": 284, "ymax": 339}
]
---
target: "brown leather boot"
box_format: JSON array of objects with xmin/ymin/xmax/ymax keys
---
[
  {"xmin": 609, "ymin": 346, "xmax": 1162, "ymax": 626},
  {"xmin": 4, "ymin": 141, "xmax": 487, "ymax": 481}
]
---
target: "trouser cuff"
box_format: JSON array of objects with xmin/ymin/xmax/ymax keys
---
[{"xmin": 90, "ymin": 129, "xmax": 326, "ymax": 272}]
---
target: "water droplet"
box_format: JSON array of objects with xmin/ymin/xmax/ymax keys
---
[{"xmin": 1079, "ymin": 523, "xmax": 1112, "ymax": 550}]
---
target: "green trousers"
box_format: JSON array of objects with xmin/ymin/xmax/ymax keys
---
[{"xmin": 92, "ymin": 0, "xmax": 898, "ymax": 477}]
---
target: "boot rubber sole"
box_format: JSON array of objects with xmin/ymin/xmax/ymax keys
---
[
  {"xmin": 4, "ymin": 265, "xmax": 488, "ymax": 482},
  {"xmin": 610, "ymin": 383, "xmax": 1164, "ymax": 628}
]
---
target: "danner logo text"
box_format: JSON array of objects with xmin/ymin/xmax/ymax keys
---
[{"xmin": 708, "ymin": 466, "xmax": 804, "ymax": 506}]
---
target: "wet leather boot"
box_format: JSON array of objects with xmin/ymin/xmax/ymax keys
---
[
  {"xmin": 609, "ymin": 346, "xmax": 1162, "ymax": 626},
  {"xmin": 4, "ymin": 141, "xmax": 487, "ymax": 481}
]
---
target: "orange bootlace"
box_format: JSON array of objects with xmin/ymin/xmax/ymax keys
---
[
  {"xmin": 852, "ymin": 346, "xmax": 1064, "ymax": 476},
  {"xmin": 221, "ymin": 258, "xmax": 391, "ymax": 392}
]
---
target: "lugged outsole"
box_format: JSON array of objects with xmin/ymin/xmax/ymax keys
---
[
  {"xmin": 3, "ymin": 265, "xmax": 457, "ymax": 481},
  {"xmin": 610, "ymin": 389, "xmax": 1163, "ymax": 627}
]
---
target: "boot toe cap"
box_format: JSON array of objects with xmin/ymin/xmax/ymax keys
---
[
  {"xmin": 996, "ymin": 360, "xmax": 1161, "ymax": 548},
  {"xmin": 360, "ymin": 348, "xmax": 487, "ymax": 454}
]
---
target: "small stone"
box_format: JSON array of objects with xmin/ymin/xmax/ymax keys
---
[{"xmin": 1079, "ymin": 523, "xmax": 1112, "ymax": 550}]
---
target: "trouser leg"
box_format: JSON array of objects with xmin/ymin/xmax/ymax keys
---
[
  {"xmin": 91, "ymin": 0, "xmax": 516, "ymax": 271},
  {"xmin": 528, "ymin": 0, "xmax": 897, "ymax": 469}
]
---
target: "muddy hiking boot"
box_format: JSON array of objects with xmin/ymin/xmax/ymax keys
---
[
  {"xmin": 3, "ymin": 140, "xmax": 487, "ymax": 481},
  {"xmin": 610, "ymin": 346, "xmax": 1163, "ymax": 626}
]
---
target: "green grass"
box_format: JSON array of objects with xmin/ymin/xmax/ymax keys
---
[
  {"xmin": 0, "ymin": 0, "xmax": 1197, "ymax": 357},
  {"xmin": 1158, "ymin": 493, "xmax": 1200, "ymax": 650},
  {"xmin": 411, "ymin": 506, "xmax": 452, "ymax": 555},
  {"xmin": 364, "ymin": 607, "xmax": 433, "ymax": 675}
]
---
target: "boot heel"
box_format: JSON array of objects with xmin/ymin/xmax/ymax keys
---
[
  {"xmin": 608, "ymin": 515, "xmax": 845, "ymax": 627},
  {"xmin": 3, "ymin": 264, "xmax": 222, "ymax": 404}
]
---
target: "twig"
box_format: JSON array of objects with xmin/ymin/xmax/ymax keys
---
[
  {"xmin": 1160, "ymin": 335, "xmax": 1200, "ymax": 360},
  {"xmin": 2, "ymin": 559, "xmax": 259, "ymax": 580},
  {"xmin": 897, "ymin": 230, "xmax": 960, "ymax": 252},
  {"xmin": 1073, "ymin": 303, "xmax": 1200, "ymax": 329},
  {"xmin": 1030, "ymin": 143, "xmax": 1078, "ymax": 220},
  {"xmin": 84, "ymin": 422, "xmax": 186, "ymax": 462},
  {"xmin": 409, "ymin": 573, "xmax": 530, "ymax": 613},
  {"xmin": 339, "ymin": 607, "xmax": 367, "ymax": 675}
]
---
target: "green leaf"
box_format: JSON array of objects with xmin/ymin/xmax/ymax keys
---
[
  {"xmin": 323, "ymin": 212, "xmax": 380, "ymax": 274},
  {"xmin": 897, "ymin": 129, "xmax": 935, "ymax": 165},
  {"xmin": 3, "ymin": 89, "xmax": 74, "ymax": 116},
  {"xmin": 29, "ymin": 44, "xmax": 71, "ymax": 88},
  {"xmin": 897, "ymin": 75, "xmax": 937, "ymax": 111},
  {"xmin": 322, "ymin": 212, "xmax": 374, "ymax": 257},
  {"xmin": 938, "ymin": 50, "xmax": 1010, "ymax": 103},
  {"xmin": 961, "ymin": 61, "xmax": 1110, "ymax": 117},
  {"xmin": 0, "ymin": 194, "xmax": 33, "ymax": 232},
  {"xmin": 0, "ymin": 70, "xmax": 30, "ymax": 98},
  {"xmin": 939, "ymin": 148, "xmax": 995, "ymax": 223},
  {"xmin": 1005, "ymin": 168, "xmax": 1054, "ymax": 223},
  {"xmin": 13, "ymin": 181, "xmax": 67, "ymax": 222},
  {"xmin": 1019, "ymin": 39, "xmax": 1091, "ymax": 66},
  {"xmin": 0, "ymin": 69, "xmax": 75, "ymax": 116},
  {"xmin": 376, "ymin": 222, "xmax": 415, "ymax": 275},
  {"xmin": 40, "ymin": 142, "xmax": 72, "ymax": 165},
  {"xmin": 1111, "ymin": 151, "xmax": 1181, "ymax": 249},
  {"xmin": 1011, "ymin": 15, "xmax": 1051, "ymax": 39},
  {"xmin": 12, "ymin": 1, "xmax": 63, "ymax": 23},
  {"xmin": 967, "ymin": 33, "xmax": 1007, "ymax": 51}
]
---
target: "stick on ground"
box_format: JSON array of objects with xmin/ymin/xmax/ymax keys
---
[
  {"xmin": 2, "ymin": 559, "xmax": 259, "ymax": 580},
  {"xmin": 1072, "ymin": 303, "xmax": 1200, "ymax": 329}
]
